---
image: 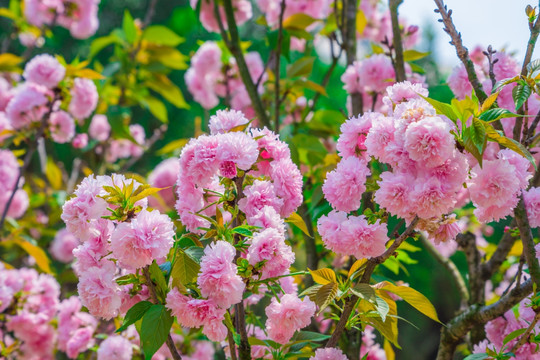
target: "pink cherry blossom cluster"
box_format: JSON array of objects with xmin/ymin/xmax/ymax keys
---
[
  {"xmin": 0, "ymin": 149, "xmax": 29, "ymax": 220},
  {"xmin": 24, "ymin": 0, "xmax": 101, "ymax": 39},
  {"xmin": 473, "ymin": 298, "xmax": 540, "ymax": 359},
  {"xmin": 447, "ymin": 48, "xmax": 540, "ymax": 137},
  {"xmin": 61, "ymin": 174, "xmax": 174, "ymax": 319},
  {"xmin": 341, "ymin": 55, "xmax": 426, "ymax": 114},
  {"xmin": 185, "ymin": 41, "xmax": 266, "ymax": 114},
  {"xmin": 2, "ymin": 54, "xmax": 98, "ymax": 146},
  {"xmin": 0, "ymin": 264, "xmax": 97, "ymax": 360},
  {"xmin": 191, "ymin": 0, "xmax": 252, "ymax": 33}
]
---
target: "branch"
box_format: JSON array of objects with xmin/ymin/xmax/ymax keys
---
[
  {"xmin": 514, "ymin": 196, "xmax": 540, "ymax": 289},
  {"xmin": 436, "ymin": 278, "xmax": 534, "ymax": 360},
  {"xmin": 510, "ymin": 308, "xmax": 540, "ymax": 353},
  {"xmin": 343, "ymin": 0, "xmax": 363, "ymax": 116},
  {"xmin": 121, "ymin": 124, "xmax": 167, "ymax": 171},
  {"xmin": 515, "ymin": 11, "xmax": 540, "ymax": 142},
  {"xmin": 219, "ymin": 0, "xmax": 271, "ymax": 128},
  {"xmin": 142, "ymin": 266, "xmax": 182, "ymax": 360},
  {"xmin": 456, "ymin": 232, "xmax": 483, "ymax": 305},
  {"xmin": 433, "ymin": 0, "xmax": 487, "ymax": 103},
  {"xmin": 325, "ymin": 216, "xmax": 419, "ymax": 348},
  {"xmin": 389, "ymin": 0, "xmax": 406, "ymax": 82},
  {"xmin": 274, "ymin": 0, "xmax": 286, "ymax": 133},
  {"xmin": 143, "ymin": 0, "xmax": 159, "ymax": 28},
  {"xmin": 420, "ymin": 235, "xmax": 469, "ymax": 305},
  {"xmin": 481, "ymin": 220, "xmax": 518, "ymax": 280}
]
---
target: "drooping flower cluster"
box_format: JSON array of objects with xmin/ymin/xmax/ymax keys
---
[
  {"xmin": 0, "ymin": 149, "xmax": 29, "ymax": 219},
  {"xmin": 185, "ymin": 41, "xmax": 266, "ymax": 114},
  {"xmin": 473, "ymin": 299, "xmax": 540, "ymax": 359},
  {"xmin": 61, "ymin": 174, "xmax": 174, "ymax": 319},
  {"xmin": 24, "ymin": 0, "xmax": 101, "ymax": 39},
  {"xmin": 2, "ymin": 54, "xmax": 99, "ymax": 146},
  {"xmin": 0, "ymin": 265, "xmax": 97, "ymax": 360}
]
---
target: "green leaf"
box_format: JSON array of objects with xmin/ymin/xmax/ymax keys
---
[
  {"xmin": 122, "ymin": 10, "xmax": 137, "ymax": 44},
  {"xmin": 141, "ymin": 95, "xmax": 168, "ymax": 123},
  {"xmin": 142, "ymin": 25, "xmax": 184, "ymax": 47},
  {"xmin": 232, "ymin": 226, "xmax": 254, "ymax": 237},
  {"xmin": 513, "ymin": 84, "xmax": 532, "ymax": 111},
  {"xmin": 286, "ymin": 57, "xmax": 315, "ymax": 78},
  {"xmin": 117, "ymin": 301, "xmax": 153, "ymax": 333},
  {"xmin": 503, "ymin": 328, "xmax": 527, "ymax": 345},
  {"xmin": 418, "ymin": 95, "xmax": 458, "ymax": 123},
  {"xmin": 170, "ymin": 249, "xmax": 200, "ymax": 288},
  {"xmin": 149, "ymin": 261, "xmax": 168, "ymax": 298},
  {"xmin": 350, "ymin": 283, "xmax": 376, "ymax": 303},
  {"xmin": 291, "ymin": 331, "xmax": 331, "ymax": 342},
  {"xmin": 146, "ymin": 74, "xmax": 189, "ymax": 109},
  {"xmin": 470, "ymin": 118, "xmax": 487, "ymax": 154},
  {"xmin": 140, "ymin": 304, "xmax": 173, "ymax": 360},
  {"xmin": 285, "ymin": 212, "xmax": 311, "ymax": 237},
  {"xmin": 478, "ymin": 108, "xmax": 519, "ymax": 122},
  {"xmin": 463, "ymin": 354, "xmax": 489, "ymax": 360},
  {"xmin": 89, "ymin": 34, "xmax": 123, "ymax": 58},
  {"xmin": 150, "ymin": 47, "xmax": 189, "ymax": 70},
  {"xmin": 377, "ymin": 281, "xmax": 441, "ymax": 323},
  {"xmin": 308, "ymin": 268, "xmax": 337, "ymax": 285},
  {"xmin": 462, "ymin": 127, "xmax": 484, "ymax": 166},
  {"xmin": 375, "ymin": 295, "xmax": 390, "ymax": 322},
  {"xmin": 403, "ymin": 50, "xmax": 429, "ymax": 62}
]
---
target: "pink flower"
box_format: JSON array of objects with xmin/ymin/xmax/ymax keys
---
[
  {"xmin": 23, "ymin": 54, "xmax": 65, "ymax": 88},
  {"xmin": 0, "ymin": 78, "xmax": 13, "ymax": 112},
  {"xmin": 270, "ymin": 158, "xmax": 303, "ymax": 217},
  {"xmin": 409, "ymin": 176, "xmax": 456, "ymax": 219},
  {"xmin": 72, "ymin": 133, "xmax": 88, "ymax": 149},
  {"xmin": 77, "ymin": 265, "xmax": 122, "ymax": 319},
  {"xmin": 195, "ymin": 0, "xmax": 252, "ymax": 32},
  {"xmin": 524, "ymin": 187, "xmax": 540, "ymax": 228},
  {"xmin": 365, "ymin": 115, "xmax": 396, "ymax": 162},
  {"xmin": 97, "ymin": 335, "xmax": 133, "ymax": 360},
  {"xmin": 447, "ymin": 63, "xmax": 485, "ymax": 99},
  {"xmin": 0, "ymin": 189, "xmax": 29, "ymax": 219},
  {"xmin": 209, "ymin": 109, "xmax": 249, "ymax": 134},
  {"xmin": 310, "ymin": 348, "xmax": 348, "ymax": 360},
  {"xmin": 323, "ymin": 156, "xmax": 370, "ymax": 212},
  {"xmin": 0, "ymin": 112, "xmax": 13, "ymax": 142},
  {"xmin": 265, "ymin": 293, "xmax": 316, "ymax": 344},
  {"xmin": 404, "ymin": 116, "xmax": 454, "ymax": 168},
  {"xmin": 341, "ymin": 215, "xmax": 388, "ymax": 258},
  {"xmin": 336, "ymin": 112, "xmax": 380, "ymax": 159},
  {"xmin": 374, "ymin": 171, "xmax": 415, "ymax": 219},
  {"xmin": 110, "ymin": 209, "xmax": 175, "ymax": 270},
  {"xmin": 383, "ymin": 80, "xmax": 429, "ymax": 110},
  {"xmin": 197, "ymin": 241, "xmax": 245, "ymax": 308},
  {"xmin": 358, "ymin": 54, "xmax": 396, "ymax": 93},
  {"xmin": 341, "ymin": 61, "xmax": 362, "ymax": 94},
  {"xmin": 497, "ymin": 149, "xmax": 532, "ymax": 190},
  {"xmin": 50, "ymin": 228, "xmax": 79, "ymax": 263},
  {"xmin": 238, "ymin": 180, "xmax": 284, "ymax": 218},
  {"xmin": 67, "ymin": 0, "xmax": 100, "ymax": 39},
  {"xmin": 68, "ymin": 78, "xmax": 98, "ymax": 119},
  {"xmin": 49, "ymin": 110, "xmax": 75, "ymax": 143},
  {"xmin": 165, "ymin": 289, "xmax": 227, "ymax": 341},
  {"xmin": 217, "ymin": 132, "xmax": 259, "ymax": 173},
  {"xmin": 248, "ymin": 228, "xmax": 295, "ymax": 279},
  {"xmin": 66, "ymin": 326, "xmax": 95, "ymax": 359},
  {"xmin": 89, "ymin": 114, "xmax": 111, "ymax": 141},
  {"xmin": 468, "ymin": 159, "xmax": 521, "ymax": 222},
  {"xmin": 247, "ymin": 205, "xmax": 286, "ymax": 232},
  {"xmin": 5, "ymin": 83, "xmax": 49, "ymax": 129},
  {"xmin": 148, "ymin": 158, "xmax": 180, "ymax": 210}
]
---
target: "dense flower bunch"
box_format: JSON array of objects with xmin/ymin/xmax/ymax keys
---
[
  {"xmin": 168, "ymin": 109, "xmax": 314, "ymax": 346},
  {"xmin": 473, "ymin": 299, "xmax": 540, "ymax": 359},
  {"xmin": 24, "ymin": 0, "xmax": 101, "ymax": 39},
  {"xmin": 61, "ymin": 174, "xmax": 174, "ymax": 319},
  {"xmin": 319, "ymin": 80, "xmax": 535, "ymax": 258},
  {"xmin": 0, "ymin": 149, "xmax": 28, "ymax": 219},
  {"xmin": 1, "ymin": 54, "xmax": 98, "ymax": 146},
  {"xmin": 185, "ymin": 42, "xmax": 265, "ymax": 113},
  {"xmin": 0, "ymin": 265, "xmax": 97, "ymax": 360}
]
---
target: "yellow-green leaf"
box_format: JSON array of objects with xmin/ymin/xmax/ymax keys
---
[
  {"xmin": 171, "ymin": 250, "xmax": 200, "ymax": 287},
  {"xmin": 403, "ymin": 50, "xmax": 430, "ymax": 62},
  {"xmin": 142, "ymin": 95, "xmax": 168, "ymax": 123},
  {"xmin": 145, "ymin": 74, "xmax": 188, "ymax": 109},
  {"xmin": 481, "ymin": 92, "xmax": 499, "ymax": 112},
  {"xmin": 348, "ymin": 258, "xmax": 368, "ymax": 279},
  {"xmin": 156, "ymin": 138, "xmax": 189, "ymax": 156},
  {"xmin": 142, "ymin": 25, "xmax": 184, "ymax": 47},
  {"xmin": 384, "ymin": 339, "xmax": 396, "ymax": 360},
  {"xmin": 309, "ymin": 268, "xmax": 337, "ymax": 285},
  {"xmin": 0, "ymin": 53, "xmax": 22, "ymax": 72},
  {"xmin": 283, "ymin": 13, "xmax": 318, "ymax": 30},
  {"xmin": 285, "ymin": 212, "xmax": 311, "ymax": 237},
  {"xmin": 315, "ymin": 282, "xmax": 338, "ymax": 314},
  {"xmin": 13, "ymin": 239, "xmax": 53, "ymax": 274},
  {"xmin": 131, "ymin": 186, "xmax": 168, "ymax": 204},
  {"xmin": 376, "ymin": 281, "xmax": 441, "ymax": 323},
  {"xmin": 356, "ymin": 10, "xmax": 367, "ymax": 34},
  {"xmin": 45, "ymin": 158, "xmax": 62, "ymax": 190}
]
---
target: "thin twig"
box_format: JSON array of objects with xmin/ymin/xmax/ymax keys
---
[
  {"xmin": 389, "ymin": 0, "xmax": 406, "ymax": 82},
  {"xmin": 274, "ymin": 0, "xmax": 286, "ymax": 133},
  {"xmin": 514, "ymin": 196, "xmax": 540, "ymax": 289},
  {"xmin": 143, "ymin": 0, "xmax": 159, "ymax": 28},
  {"xmin": 510, "ymin": 309, "xmax": 540, "ymax": 353},
  {"xmin": 121, "ymin": 124, "xmax": 167, "ymax": 171}
]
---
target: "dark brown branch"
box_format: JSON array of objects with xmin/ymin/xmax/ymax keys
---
[
  {"xmin": 389, "ymin": 0, "xmax": 406, "ymax": 82},
  {"xmin": 220, "ymin": 0, "xmax": 271, "ymax": 128},
  {"xmin": 510, "ymin": 308, "xmax": 540, "ymax": 353},
  {"xmin": 343, "ymin": 0, "xmax": 363, "ymax": 116},
  {"xmin": 436, "ymin": 278, "xmax": 533, "ymax": 360},
  {"xmin": 481, "ymin": 220, "xmax": 517, "ymax": 280},
  {"xmin": 433, "ymin": 0, "xmax": 487, "ymax": 103},
  {"xmin": 514, "ymin": 196, "xmax": 540, "ymax": 289},
  {"xmin": 526, "ymin": 108, "xmax": 540, "ymax": 145},
  {"xmin": 325, "ymin": 217, "xmax": 419, "ymax": 348}
]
